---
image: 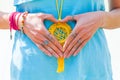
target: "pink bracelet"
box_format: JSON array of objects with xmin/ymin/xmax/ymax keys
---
[
  {"xmin": 9, "ymin": 12, "xmax": 21, "ymax": 39},
  {"xmin": 9, "ymin": 12, "xmax": 19, "ymax": 30}
]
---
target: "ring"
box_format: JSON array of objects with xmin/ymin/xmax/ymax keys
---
[
  {"xmin": 71, "ymin": 33, "xmax": 77, "ymax": 38},
  {"xmin": 77, "ymin": 40, "xmax": 81, "ymax": 44},
  {"xmin": 43, "ymin": 40, "xmax": 49, "ymax": 45},
  {"xmin": 71, "ymin": 15, "xmax": 74, "ymax": 21},
  {"xmin": 47, "ymin": 34, "xmax": 53, "ymax": 40}
]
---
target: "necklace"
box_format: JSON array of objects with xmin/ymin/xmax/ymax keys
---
[{"xmin": 48, "ymin": 0, "xmax": 72, "ymax": 73}]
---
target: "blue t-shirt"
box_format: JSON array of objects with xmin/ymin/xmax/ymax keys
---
[{"xmin": 11, "ymin": 0, "xmax": 113, "ymax": 80}]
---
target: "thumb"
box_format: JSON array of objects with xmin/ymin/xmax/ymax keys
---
[
  {"xmin": 60, "ymin": 16, "xmax": 73, "ymax": 23},
  {"xmin": 37, "ymin": 13, "xmax": 58, "ymax": 23},
  {"xmin": 43, "ymin": 14, "xmax": 58, "ymax": 23}
]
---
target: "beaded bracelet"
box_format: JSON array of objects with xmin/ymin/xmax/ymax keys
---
[{"xmin": 20, "ymin": 11, "xmax": 28, "ymax": 33}]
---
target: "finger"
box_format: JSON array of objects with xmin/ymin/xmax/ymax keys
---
[
  {"xmin": 64, "ymin": 29, "xmax": 89, "ymax": 58},
  {"xmin": 66, "ymin": 39, "xmax": 81, "ymax": 58},
  {"xmin": 63, "ymin": 23, "xmax": 80, "ymax": 53},
  {"xmin": 24, "ymin": 25, "xmax": 53, "ymax": 57},
  {"xmin": 60, "ymin": 16, "xmax": 73, "ymax": 23},
  {"xmin": 72, "ymin": 22, "xmax": 84, "ymax": 34},
  {"xmin": 36, "ymin": 22, "xmax": 63, "ymax": 52},
  {"xmin": 38, "ymin": 13, "xmax": 58, "ymax": 23},
  {"xmin": 43, "ymin": 39, "xmax": 63, "ymax": 57},
  {"xmin": 63, "ymin": 32, "xmax": 77, "ymax": 51},
  {"xmin": 73, "ymin": 36, "xmax": 90, "ymax": 56},
  {"xmin": 63, "ymin": 33, "xmax": 77, "ymax": 57},
  {"xmin": 37, "ymin": 44, "xmax": 52, "ymax": 56},
  {"xmin": 63, "ymin": 23, "xmax": 88, "ymax": 56},
  {"xmin": 33, "ymin": 21, "xmax": 63, "ymax": 57},
  {"xmin": 46, "ymin": 34, "xmax": 63, "ymax": 57},
  {"xmin": 73, "ymin": 40, "xmax": 87, "ymax": 56},
  {"xmin": 32, "ymin": 21, "xmax": 63, "ymax": 54},
  {"xmin": 63, "ymin": 22, "xmax": 81, "ymax": 50},
  {"xmin": 33, "ymin": 29, "xmax": 63, "ymax": 57},
  {"xmin": 63, "ymin": 34, "xmax": 81, "ymax": 58},
  {"xmin": 46, "ymin": 34, "xmax": 63, "ymax": 51},
  {"xmin": 33, "ymin": 33, "xmax": 63, "ymax": 57},
  {"xmin": 23, "ymin": 16, "xmax": 61, "ymax": 57},
  {"xmin": 33, "ymin": 36, "xmax": 59, "ymax": 58},
  {"xmin": 29, "ymin": 34, "xmax": 53, "ymax": 56},
  {"xmin": 42, "ymin": 45, "xmax": 59, "ymax": 58},
  {"xmin": 65, "ymin": 29, "xmax": 90, "ymax": 58},
  {"xmin": 64, "ymin": 28, "xmax": 87, "ymax": 56},
  {"xmin": 44, "ymin": 14, "xmax": 58, "ymax": 23},
  {"xmin": 27, "ymin": 32, "xmax": 52, "ymax": 56}
]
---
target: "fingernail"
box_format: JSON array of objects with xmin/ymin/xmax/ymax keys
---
[
  {"xmin": 56, "ymin": 55, "xmax": 59, "ymax": 58},
  {"xmin": 63, "ymin": 54, "xmax": 66, "ymax": 58},
  {"xmin": 67, "ymin": 56, "xmax": 69, "ymax": 59},
  {"xmin": 66, "ymin": 54, "xmax": 70, "ymax": 58},
  {"xmin": 65, "ymin": 54, "xmax": 68, "ymax": 58},
  {"xmin": 73, "ymin": 53, "xmax": 77, "ymax": 56},
  {"xmin": 59, "ymin": 20, "xmax": 62, "ymax": 22},
  {"xmin": 60, "ymin": 53, "xmax": 63, "ymax": 57},
  {"xmin": 63, "ymin": 48, "xmax": 65, "ymax": 52},
  {"xmin": 48, "ymin": 54, "xmax": 52, "ymax": 57}
]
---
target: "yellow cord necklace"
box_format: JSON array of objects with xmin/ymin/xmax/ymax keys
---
[{"xmin": 48, "ymin": 0, "xmax": 72, "ymax": 73}]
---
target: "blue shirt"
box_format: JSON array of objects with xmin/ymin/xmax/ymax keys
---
[{"xmin": 11, "ymin": 0, "xmax": 113, "ymax": 80}]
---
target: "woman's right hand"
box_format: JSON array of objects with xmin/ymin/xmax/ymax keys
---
[{"xmin": 19, "ymin": 13, "xmax": 63, "ymax": 58}]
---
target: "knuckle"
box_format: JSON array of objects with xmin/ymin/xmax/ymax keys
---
[
  {"xmin": 67, "ymin": 48, "xmax": 71, "ymax": 51},
  {"xmin": 71, "ymin": 48, "xmax": 75, "ymax": 52},
  {"xmin": 34, "ymin": 31, "xmax": 39, "ymax": 37},
  {"xmin": 36, "ymin": 13, "xmax": 44, "ymax": 18},
  {"xmin": 67, "ymin": 16, "xmax": 71, "ymax": 18},
  {"xmin": 68, "ymin": 45, "xmax": 72, "ymax": 49},
  {"xmin": 49, "ymin": 14, "xmax": 53, "ymax": 17}
]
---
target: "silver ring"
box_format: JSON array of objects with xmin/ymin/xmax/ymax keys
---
[
  {"xmin": 77, "ymin": 40, "xmax": 81, "ymax": 44},
  {"xmin": 47, "ymin": 34, "xmax": 53, "ymax": 40},
  {"xmin": 71, "ymin": 15, "xmax": 74, "ymax": 21},
  {"xmin": 71, "ymin": 33, "xmax": 77, "ymax": 38}
]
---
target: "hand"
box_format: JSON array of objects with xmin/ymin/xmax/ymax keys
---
[
  {"xmin": 61, "ymin": 11, "xmax": 105, "ymax": 58},
  {"xmin": 20, "ymin": 13, "xmax": 63, "ymax": 58}
]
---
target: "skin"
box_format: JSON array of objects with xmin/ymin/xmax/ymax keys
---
[
  {"xmin": 22, "ymin": 13, "xmax": 63, "ymax": 58},
  {"xmin": 0, "ymin": 12, "xmax": 63, "ymax": 58},
  {"xmin": 0, "ymin": 0, "xmax": 120, "ymax": 58},
  {"xmin": 62, "ymin": 0, "xmax": 120, "ymax": 58}
]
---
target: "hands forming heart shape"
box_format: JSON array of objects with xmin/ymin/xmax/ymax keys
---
[{"xmin": 22, "ymin": 11, "xmax": 105, "ymax": 58}]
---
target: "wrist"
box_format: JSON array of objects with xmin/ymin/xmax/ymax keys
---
[
  {"xmin": 94, "ymin": 11, "xmax": 107, "ymax": 28},
  {"xmin": 97, "ymin": 11, "xmax": 113, "ymax": 29}
]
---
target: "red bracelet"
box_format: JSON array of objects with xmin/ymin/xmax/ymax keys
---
[
  {"xmin": 9, "ymin": 12, "xmax": 21, "ymax": 39},
  {"xmin": 9, "ymin": 12, "xmax": 19, "ymax": 30}
]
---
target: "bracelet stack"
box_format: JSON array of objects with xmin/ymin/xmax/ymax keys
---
[{"xmin": 9, "ymin": 11, "xmax": 28, "ymax": 39}]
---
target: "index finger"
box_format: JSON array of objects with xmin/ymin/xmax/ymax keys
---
[
  {"xmin": 63, "ymin": 32, "xmax": 77, "ymax": 51},
  {"xmin": 46, "ymin": 33, "xmax": 63, "ymax": 52}
]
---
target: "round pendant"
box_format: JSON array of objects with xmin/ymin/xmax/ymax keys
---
[{"xmin": 48, "ymin": 22, "xmax": 72, "ymax": 45}]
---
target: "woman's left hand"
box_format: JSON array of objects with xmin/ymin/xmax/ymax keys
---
[{"xmin": 61, "ymin": 11, "xmax": 105, "ymax": 58}]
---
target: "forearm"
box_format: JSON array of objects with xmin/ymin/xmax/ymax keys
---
[
  {"xmin": 0, "ymin": 11, "xmax": 10, "ymax": 29},
  {"xmin": 102, "ymin": 8, "xmax": 120, "ymax": 29}
]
